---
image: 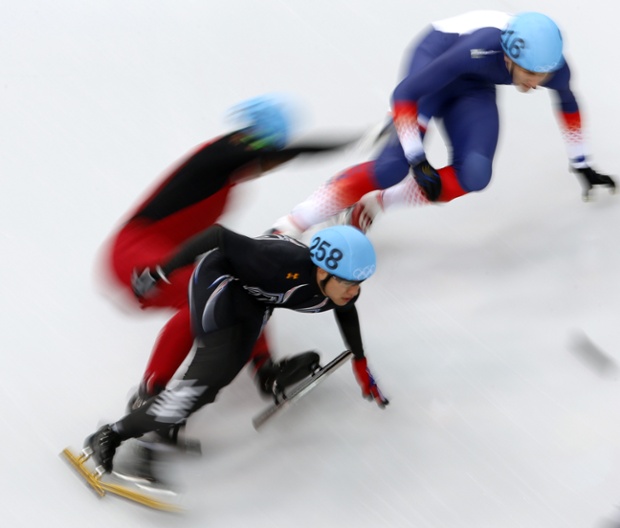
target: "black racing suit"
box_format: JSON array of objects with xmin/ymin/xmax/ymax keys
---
[{"xmin": 116, "ymin": 225, "xmax": 365, "ymax": 438}]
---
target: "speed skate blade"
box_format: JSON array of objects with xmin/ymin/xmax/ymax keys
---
[
  {"xmin": 61, "ymin": 447, "xmax": 182, "ymax": 512},
  {"xmin": 252, "ymin": 350, "xmax": 353, "ymax": 430},
  {"xmin": 61, "ymin": 447, "xmax": 106, "ymax": 497}
]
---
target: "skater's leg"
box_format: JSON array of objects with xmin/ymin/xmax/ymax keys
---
[
  {"xmin": 377, "ymin": 83, "xmax": 500, "ymax": 210},
  {"xmin": 441, "ymin": 85, "xmax": 499, "ymax": 197},
  {"xmin": 273, "ymin": 135, "xmax": 410, "ymax": 236},
  {"xmin": 116, "ymin": 273, "xmax": 266, "ymax": 441},
  {"xmin": 140, "ymin": 305, "xmax": 195, "ymax": 396},
  {"xmin": 312, "ymin": 27, "xmax": 457, "ymax": 227},
  {"xmin": 248, "ymin": 329, "xmax": 271, "ymax": 372},
  {"xmin": 114, "ymin": 326, "xmax": 253, "ymax": 439}
]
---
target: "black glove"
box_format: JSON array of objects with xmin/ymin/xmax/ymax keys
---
[
  {"xmin": 572, "ymin": 166, "xmax": 616, "ymax": 201},
  {"xmin": 412, "ymin": 159, "xmax": 442, "ymax": 201},
  {"xmin": 131, "ymin": 266, "xmax": 169, "ymax": 300}
]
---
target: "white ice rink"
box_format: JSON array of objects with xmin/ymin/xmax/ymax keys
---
[{"xmin": 2, "ymin": 1, "xmax": 620, "ymax": 526}]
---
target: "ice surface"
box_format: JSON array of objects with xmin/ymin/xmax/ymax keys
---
[{"xmin": 2, "ymin": 1, "xmax": 620, "ymax": 526}]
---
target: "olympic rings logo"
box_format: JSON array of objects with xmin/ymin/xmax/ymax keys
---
[{"xmin": 352, "ymin": 265, "xmax": 376, "ymax": 281}]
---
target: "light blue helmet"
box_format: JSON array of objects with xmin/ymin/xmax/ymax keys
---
[
  {"xmin": 310, "ymin": 226, "xmax": 376, "ymax": 282},
  {"xmin": 228, "ymin": 94, "xmax": 293, "ymax": 149},
  {"xmin": 501, "ymin": 12, "xmax": 564, "ymax": 73}
]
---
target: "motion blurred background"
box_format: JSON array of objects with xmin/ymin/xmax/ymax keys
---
[{"xmin": 2, "ymin": 1, "xmax": 620, "ymax": 526}]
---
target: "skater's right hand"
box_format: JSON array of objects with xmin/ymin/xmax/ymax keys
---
[
  {"xmin": 131, "ymin": 266, "xmax": 169, "ymax": 300},
  {"xmin": 572, "ymin": 165, "xmax": 616, "ymax": 201},
  {"xmin": 352, "ymin": 357, "xmax": 389, "ymax": 408}
]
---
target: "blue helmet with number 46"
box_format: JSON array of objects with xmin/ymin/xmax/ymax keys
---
[
  {"xmin": 309, "ymin": 225, "xmax": 376, "ymax": 282},
  {"xmin": 501, "ymin": 12, "xmax": 564, "ymax": 73}
]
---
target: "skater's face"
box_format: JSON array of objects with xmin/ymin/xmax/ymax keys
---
[
  {"xmin": 316, "ymin": 268, "xmax": 361, "ymax": 306},
  {"xmin": 505, "ymin": 57, "xmax": 550, "ymax": 92}
]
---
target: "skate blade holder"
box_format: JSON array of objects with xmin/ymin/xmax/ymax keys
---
[
  {"xmin": 61, "ymin": 447, "xmax": 182, "ymax": 512},
  {"xmin": 271, "ymin": 382, "xmax": 287, "ymax": 404},
  {"xmin": 270, "ymin": 362, "xmax": 323, "ymax": 404},
  {"xmin": 61, "ymin": 447, "xmax": 106, "ymax": 497},
  {"xmin": 252, "ymin": 350, "xmax": 353, "ymax": 430}
]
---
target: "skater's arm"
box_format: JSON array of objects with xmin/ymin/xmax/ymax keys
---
[
  {"xmin": 544, "ymin": 64, "xmax": 617, "ymax": 197},
  {"xmin": 159, "ymin": 224, "xmax": 230, "ymax": 275},
  {"xmin": 131, "ymin": 224, "xmax": 252, "ymax": 300},
  {"xmin": 256, "ymin": 138, "xmax": 356, "ymax": 171},
  {"xmin": 336, "ymin": 303, "xmax": 390, "ymax": 408},
  {"xmin": 333, "ymin": 304, "xmax": 365, "ymax": 359}
]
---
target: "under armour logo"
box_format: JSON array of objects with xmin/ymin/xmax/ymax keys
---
[{"xmin": 286, "ymin": 272, "xmax": 299, "ymax": 279}]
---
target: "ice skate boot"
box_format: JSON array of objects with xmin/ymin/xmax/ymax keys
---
[
  {"xmin": 63, "ymin": 426, "xmax": 180, "ymax": 511},
  {"xmin": 337, "ymin": 190, "xmax": 383, "ymax": 233},
  {"xmin": 84, "ymin": 424, "xmax": 122, "ymax": 474},
  {"xmin": 267, "ymin": 215, "xmax": 303, "ymax": 239},
  {"xmin": 255, "ymin": 351, "xmax": 321, "ymax": 398}
]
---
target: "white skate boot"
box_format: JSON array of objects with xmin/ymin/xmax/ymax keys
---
[
  {"xmin": 338, "ymin": 190, "xmax": 383, "ymax": 233},
  {"xmin": 267, "ymin": 215, "xmax": 303, "ymax": 239}
]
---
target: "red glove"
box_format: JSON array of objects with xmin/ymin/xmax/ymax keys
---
[{"xmin": 352, "ymin": 357, "xmax": 389, "ymax": 408}]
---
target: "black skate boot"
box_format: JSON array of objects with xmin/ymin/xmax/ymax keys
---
[
  {"xmin": 84, "ymin": 424, "xmax": 122, "ymax": 473},
  {"xmin": 255, "ymin": 351, "xmax": 321, "ymax": 397}
]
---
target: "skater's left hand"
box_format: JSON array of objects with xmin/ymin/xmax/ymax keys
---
[
  {"xmin": 573, "ymin": 166, "xmax": 616, "ymax": 201},
  {"xmin": 412, "ymin": 159, "xmax": 442, "ymax": 202},
  {"xmin": 131, "ymin": 266, "xmax": 169, "ymax": 300},
  {"xmin": 352, "ymin": 357, "xmax": 389, "ymax": 408}
]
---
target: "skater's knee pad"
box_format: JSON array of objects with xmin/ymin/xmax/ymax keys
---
[{"xmin": 457, "ymin": 152, "xmax": 493, "ymax": 193}]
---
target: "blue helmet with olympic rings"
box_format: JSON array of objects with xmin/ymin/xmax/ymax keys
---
[
  {"xmin": 309, "ymin": 225, "xmax": 376, "ymax": 282},
  {"xmin": 501, "ymin": 12, "xmax": 564, "ymax": 73},
  {"xmin": 228, "ymin": 94, "xmax": 293, "ymax": 149}
]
